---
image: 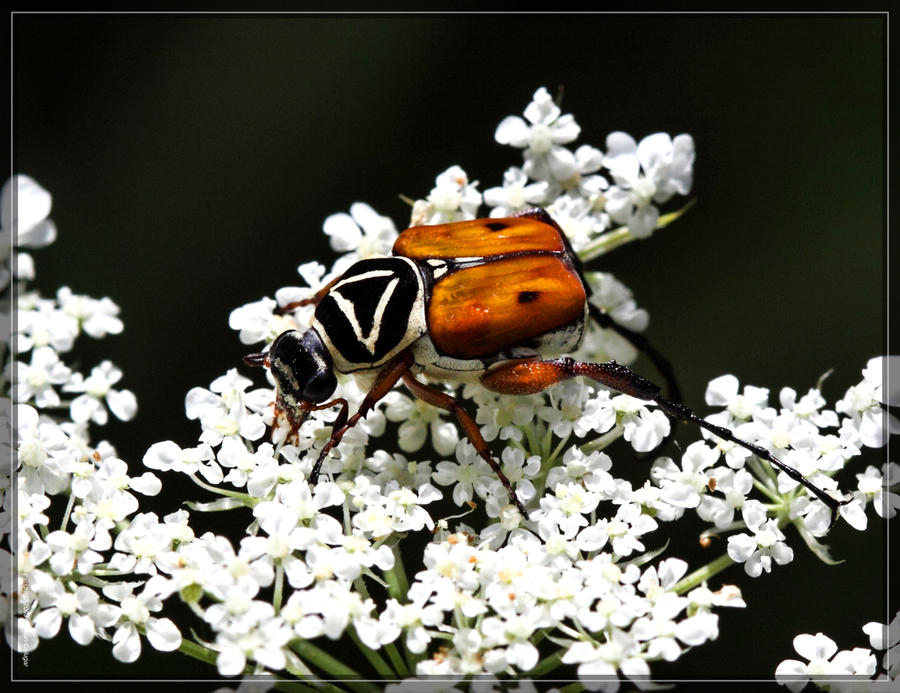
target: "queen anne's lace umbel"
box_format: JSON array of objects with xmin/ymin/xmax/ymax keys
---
[{"xmin": 5, "ymin": 87, "xmax": 896, "ymax": 690}]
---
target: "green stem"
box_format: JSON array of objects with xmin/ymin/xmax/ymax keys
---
[
  {"xmin": 60, "ymin": 487, "xmax": 76, "ymax": 533},
  {"xmin": 547, "ymin": 433, "xmax": 571, "ymax": 468},
  {"xmin": 273, "ymin": 562, "xmax": 285, "ymax": 613},
  {"xmin": 188, "ymin": 473, "xmax": 257, "ymax": 506},
  {"xmin": 579, "ymin": 424, "xmax": 624, "ymax": 454},
  {"xmin": 671, "ymin": 552, "xmax": 735, "ymax": 594},
  {"xmin": 522, "ymin": 422, "xmax": 542, "ymax": 459},
  {"xmin": 577, "ymin": 200, "xmax": 695, "ymax": 264},
  {"xmin": 383, "ymin": 641, "xmax": 410, "ymax": 677},
  {"xmin": 175, "ymin": 636, "xmax": 221, "ymax": 668},
  {"xmin": 289, "ymin": 639, "xmax": 381, "ymax": 693},
  {"xmin": 384, "ymin": 543, "xmax": 410, "ymax": 602}
]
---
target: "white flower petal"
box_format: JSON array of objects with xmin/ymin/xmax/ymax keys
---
[
  {"xmin": 495, "ymin": 116, "xmax": 531, "ymax": 147},
  {"xmin": 107, "ymin": 389, "xmax": 138, "ymax": 421},
  {"xmin": 146, "ymin": 617, "xmax": 181, "ymax": 652}
]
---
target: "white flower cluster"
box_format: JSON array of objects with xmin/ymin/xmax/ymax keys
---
[
  {"xmin": 776, "ymin": 610, "xmax": 899, "ymax": 692},
  {"xmin": 4, "ymin": 176, "xmax": 177, "ymax": 663},
  {"xmin": 6, "ymin": 88, "xmax": 896, "ymax": 690}
]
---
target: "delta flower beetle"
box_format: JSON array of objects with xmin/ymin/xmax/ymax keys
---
[{"xmin": 244, "ymin": 207, "xmax": 845, "ymax": 520}]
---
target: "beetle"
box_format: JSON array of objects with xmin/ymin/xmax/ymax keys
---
[{"xmin": 244, "ymin": 208, "xmax": 842, "ymax": 517}]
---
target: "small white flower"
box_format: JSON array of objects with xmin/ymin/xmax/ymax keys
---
[
  {"xmin": 103, "ymin": 580, "xmax": 182, "ymax": 663},
  {"xmin": 185, "ymin": 369, "xmax": 270, "ymax": 446},
  {"xmin": 414, "ymin": 165, "xmax": 483, "ymax": 225},
  {"xmin": 1, "ymin": 174, "xmax": 57, "ymax": 249},
  {"xmin": 471, "ymin": 388, "xmax": 538, "ymax": 443},
  {"xmin": 775, "ymin": 632, "xmax": 868, "ymax": 693},
  {"xmin": 15, "ymin": 345, "xmax": 72, "ymax": 408},
  {"xmin": 16, "ymin": 302, "xmax": 79, "ymax": 354},
  {"xmin": 696, "ymin": 467, "xmax": 754, "ymax": 528},
  {"xmin": 33, "ymin": 582, "xmax": 119, "ymax": 646},
  {"xmin": 863, "ymin": 610, "xmax": 900, "ymax": 681},
  {"xmin": 56, "ymin": 286, "xmax": 124, "ymax": 338},
  {"xmin": 726, "ymin": 516, "xmax": 794, "ymax": 577},
  {"xmin": 65, "ymin": 360, "xmax": 137, "ymax": 424},
  {"xmin": 214, "ymin": 613, "xmax": 292, "ymax": 676},
  {"xmin": 705, "ymin": 374, "xmax": 770, "ymax": 421},
  {"xmin": 16, "ymin": 403, "xmax": 77, "ymax": 495},
  {"xmin": 384, "ymin": 390, "xmax": 458, "ymax": 455},
  {"xmin": 562, "ymin": 627, "xmax": 652, "ymax": 691},
  {"xmin": 779, "ymin": 386, "xmax": 839, "ymax": 428},
  {"xmin": 547, "ymin": 193, "xmax": 610, "ymax": 253},
  {"xmin": 111, "ymin": 512, "xmax": 176, "ymax": 575},
  {"xmin": 651, "ymin": 441, "xmax": 719, "ymax": 510},
  {"xmin": 836, "ymin": 356, "xmax": 900, "ymax": 448},
  {"xmin": 495, "ymin": 86, "xmax": 581, "ymax": 183},
  {"xmin": 323, "ymin": 202, "xmax": 398, "ymax": 260},
  {"xmin": 1, "ymin": 175, "xmax": 56, "ymax": 288},
  {"xmin": 537, "ymin": 379, "xmax": 596, "ymax": 438},
  {"xmin": 576, "ymin": 502, "xmax": 658, "ymax": 557},
  {"xmin": 603, "ymin": 131, "xmax": 694, "ymax": 238},
  {"xmin": 615, "ymin": 396, "xmax": 670, "ymax": 453},
  {"xmin": 483, "ymin": 166, "xmax": 549, "ymax": 217},
  {"xmin": 383, "ymin": 481, "xmax": 440, "ymax": 533},
  {"xmin": 143, "ymin": 440, "xmax": 222, "ymax": 484},
  {"xmin": 228, "ymin": 296, "xmax": 295, "ymax": 346},
  {"xmin": 45, "ymin": 522, "xmax": 105, "ymax": 576},
  {"xmin": 433, "ymin": 439, "xmax": 491, "ymax": 507}
]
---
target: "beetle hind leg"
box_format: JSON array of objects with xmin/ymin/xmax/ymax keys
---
[
  {"xmin": 481, "ymin": 357, "xmax": 845, "ymax": 519},
  {"xmin": 587, "ymin": 303, "xmax": 682, "ymax": 403}
]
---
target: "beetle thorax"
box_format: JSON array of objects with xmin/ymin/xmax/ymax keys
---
[{"xmin": 311, "ymin": 256, "xmax": 427, "ymax": 374}]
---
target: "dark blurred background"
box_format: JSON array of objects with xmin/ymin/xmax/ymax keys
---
[{"xmin": 10, "ymin": 12, "xmax": 889, "ymax": 687}]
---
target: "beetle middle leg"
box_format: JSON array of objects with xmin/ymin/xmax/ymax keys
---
[
  {"xmin": 481, "ymin": 357, "xmax": 844, "ymax": 516},
  {"xmin": 401, "ymin": 373, "xmax": 527, "ymax": 515}
]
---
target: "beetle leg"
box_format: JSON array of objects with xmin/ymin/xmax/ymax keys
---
[
  {"xmin": 401, "ymin": 373, "xmax": 527, "ymax": 515},
  {"xmin": 587, "ymin": 304, "xmax": 682, "ymax": 404},
  {"xmin": 481, "ymin": 357, "xmax": 845, "ymax": 519},
  {"xmin": 277, "ymin": 275, "xmax": 344, "ymax": 314},
  {"xmin": 309, "ymin": 349, "xmax": 415, "ymax": 484}
]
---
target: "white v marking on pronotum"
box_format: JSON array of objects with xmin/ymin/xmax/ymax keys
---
[{"xmin": 331, "ymin": 271, "xmax": 400, "ymax": 354}]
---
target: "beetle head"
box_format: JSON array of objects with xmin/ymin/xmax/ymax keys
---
[
  {"xmin": 271, "ymin": 329, "xmax": 337, "ymax": 404},
  {"xmin": 245, "ymin": 329, "xmax": 337, "ymax": 420}
]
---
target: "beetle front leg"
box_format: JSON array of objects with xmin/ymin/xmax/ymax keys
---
[
  {"xmin": 481, "ymin": 357, "xmax": 845, "ymax": 518},
  {"xmin": 309, "ymin": 350, "xmax": 415, "ymax": 484},
  {"xmin": 277, "ymin": 275, "xmax": 344, "ymax": 314}
]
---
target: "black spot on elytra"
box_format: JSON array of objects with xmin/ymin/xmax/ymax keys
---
[
  {"xmin": 518, "ymin": 290, "xmax": 539, "ymax": 303},
  {"xmin": 485, "ymin": 221, "xmax": 507, "ymax": 231}
]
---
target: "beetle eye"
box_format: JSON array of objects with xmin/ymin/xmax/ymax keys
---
[
  {"xmin": 301, "ymin": 366, "xmax": 337, "ymax": 403},
  {"xmin": 269, "ymin": 329, "xmax": 336, "ymax": 404}
]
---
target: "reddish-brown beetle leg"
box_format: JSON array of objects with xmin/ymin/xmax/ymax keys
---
[
  {"xmin": 277, "ymin": 275, "xmax": 343, "ymax": 314},
  {"xmin": 309, "ymin": 350, "xmax": 415, "ymax": 484},
  {"xmin": 401, "ymin": 373, "xmax": 527, "ymax": 515},
  {"xmin": 481, "ymin": 357, "xmax": 660, "ymax": 399},
  {"xmin": 482, "ymin": 357, "xmax": 845, "ymax": 520}
]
